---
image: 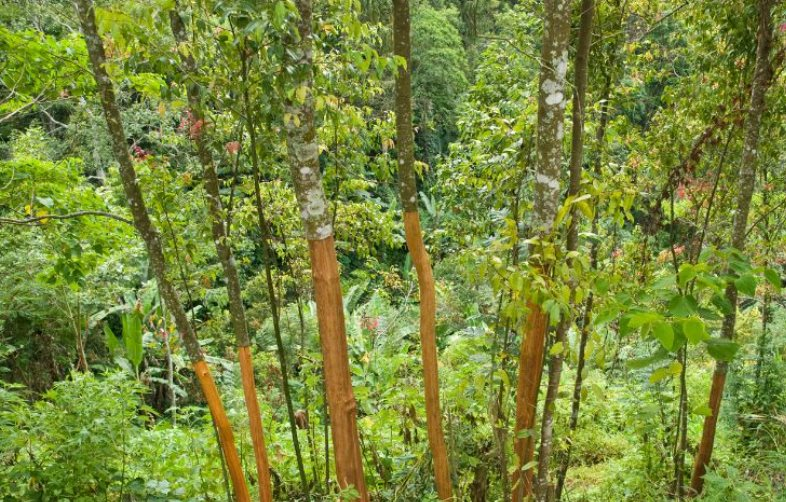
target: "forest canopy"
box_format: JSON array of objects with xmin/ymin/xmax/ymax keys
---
[{"xmin": 1, "ymin": 0, "xmax": 786, "ymax": 500}]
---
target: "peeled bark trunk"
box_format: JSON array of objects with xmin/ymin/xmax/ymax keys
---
[
  {"xmin": 168, "ymin": 9, "xmax": 273, "ymax": 501},
  {"xmin": 512, "ymin": 302, "xmax": 550, "ymax": 501},
  {"xmin": 393, "ymin": 0, "xmax": 453, "ymax": 498},
  {"xmin": 74, "ymin": 1, "xmax": 250, "ymax": 500},
  {"xmin": 512, "ymin": 1, "xmax": 572, "ymax": 501},
  {"xmin": 283, "ymin": 0, "xmax": 368, "ymax": 497},
  {"xmin": 690, "ymin": 0, "xmax": 775, "ymax": 496},
  {"xmin": 535, "ymin": 2, "xmax": 595, "ymax": 498}
]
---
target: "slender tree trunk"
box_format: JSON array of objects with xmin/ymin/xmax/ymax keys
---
[
  {"xmin": 283, "ymin": 0, "xmax": 368, "ymax": 497},
  {"xmin": 535, "ymin": 2, "xmax": 595, "ymax": 499},
  {"xmin": 167, "ymin": 10, "xmax": 274, "ymax": 501},
  {"xmin": 74, "ymin": 2, "xmax": 250, "ymax": 500},
  {"xmin": 690, "ymin": 0, "xmax": 775, "ymax": 495},
  {"xmin": 392, "ymin": 0, "xmax": 452, "ymax": 498},
  {"xmin": 554, "ymin": 63, "xmax": 613, "ymax": 501},
  {"xmin": 512, "ymin": 1, "xmax": 572, "ymax": 500},
  {"xmin": 243, "ymin": 87, "xmax": 311, "ymax": 497}
]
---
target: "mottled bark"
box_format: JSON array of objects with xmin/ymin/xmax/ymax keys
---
[
  {"xmin": 690, "ymin": 0, "xmax": 775, "ymax": 495},
  {"xmin": 168, "ymin": 10, "xmax": 274, "ymax": 501},
  {"xmin": 284, "ymin": 0, "xmax": 367, "ymax": 497},
  {"xmin": 535, "ymin": 2, "xmax": 594, "ymax": 499},
  {"xmin": 393, "ymin": 0, "xmax": 453, "ymax": 498},
  {"xmin": 512, "ymin": 1, "xmax": 572, "ymax": 501},
  {"xmin": 393, "ymin": 0, "xmax": 419, "ymax": 213},
  {"xmin": 74, "ymin": 1, "xmax": 249, "ymax": 500},
  {"xmin": 555, "ymin": 60, "xmax": 613, "ymax": 502}
]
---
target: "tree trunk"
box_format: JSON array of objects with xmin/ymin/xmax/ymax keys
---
[
  {"xmin": 512, "ymin": 1, "xmax": 572, "ymax": 500},
  {"xmin": 554, "ymin": 65, "xmax": 613, "ymax": 502},
  {"xmin": 242, "ymin": 73, "xmax": 311, "ymax": 497},
  {"xmin": 168, "ymin": 9, "xmax": 274, "ymax": 501},
  {"xmin": 74, "ymin": 1, "xmax": 250, "ymax": 500},
  {"xmin": 283, "ymin": 0, "xmax": 368, "ymax": 497},
  {"xmin": 393, "ymin": 0, "xmax": 453, "ymax": 498},
  {"xmin": 689, "ymin": 0, "xmax": 775, "ymax": 495},
  {"xmin": 535, "ymin": 2, "xmax": 595, "ymax": 498}
]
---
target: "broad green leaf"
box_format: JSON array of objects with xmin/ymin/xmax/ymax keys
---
[
  {"xmin": 627, "ymin": 348, "xmax": 669, "ymax": 369},
  {"xmin": 103, "ymin": 324, "xmax": 119, "ymax": 354},
  {"xmin": 682, "ymin": 317, "xmax": 707, "ymax": 344},
  {"xmin": 692, "ymin": 404, "xmax": 712, "ymax": 416},
  {"xmin": 734, "ymin": 274, "xmax": 757, "ymax": 296},
  {"xmin": 705, "ymin": 338, "xmax": 740, "ymax": 362},
  {"xmin": 667, "ymin": 294, "xmax": 698, "ymax": 317},
  {"xmin": 122, "ymin": 312, "xmax": 144, "ymax": 372},
  {"xmin": 763, "ymin": 268, "xmax": 782, "ymax": 292},
  {"xmin": 677, "ymin": 264, "xmax": 696, "ymax": 288},
  {"xmin": 649, "ymin": 368, "xmax": 669, "ymax": 383},
  {"xmin": 652, "ymin": 321, "xmax": 674, "ymax": 350},
  {"xmin": 549, "ymin": 342, "xmax": 564, "ymax": 356},
  {"xmin": 627, "ymin": 311, "xmax": 662, "ymax": 329},
  {"xmin": 711, "ymin": 293, "xmax": 733, "ymax": 315}
]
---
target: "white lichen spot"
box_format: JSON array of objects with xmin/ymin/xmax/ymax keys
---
[
  {"xmin": 315, "ymin": 224, "xmax": 332, "ymax": 239},
  {"xmin": 300, "ymin": 166, "xmax": 312, "ymax": 176},
  {"xmin": 535, "ymin": 173, "xmax": 559, "ymax": 190},
  {"xmin": 541, "ymin": 79, "xmax": 559, "ymax": 94},
  {"xmin": 554, "ymin": 50, "xmax": 569, "ymax": 81},
  {"xmin": 296, "ymin": 142, "xmax": 318, "ymax": 162},
  {"xmin": 546, "ymin": 92, "xmax": 564, "ymax": 106},
  {"xmin": 305, "ymin": 189, "xmax": 326, "ymax": 217}
]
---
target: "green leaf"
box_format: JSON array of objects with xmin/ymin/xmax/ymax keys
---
[
  {"xmin": 682, "ymin": 317, "xmax": 707, "ymax": 344},
  {"xmin": 677, "ymin": 264, "xmax": 696, "ymax": 288},
  {"xmin": 652, "ymin": 321, "xmax": 674, "ymax": 350},
  {"xmin": 273, "ymin": 1, "xmax": 287, "ymax": 26},
  {"xmin": 122, "ymin": 312, "xmax": 144, "ymax": 372},
  {"xmin": 711, "ymin": 293, "xmax": 733, "ymax": 315},
  {"xmin": 705, "ymin": 338, "xmax": 740, "ymax": 362},
  {"xmin": 652, "ymin": 274, "xmax": 676, "ymax": 290},
  {"xmin": 627, "ymin": 311, "xmax": 662, "ymax": 329},
  {"xmin": 734, "ymin": 274, "xmax": 757, "ymax": 296},
  {"xmin": 692, "ymin": 404, "xmax": 712, "ymax": 416},
  {"xmin": 667, "ymin": 294, "xmax": 698, "ymax": 317},
  {"xmin": 627, "ymin": 348, "xmax": 669, "ymax": 369},
  {"xmin": 763, "ymin": 268, "xmax": 782, "ymax": 292},
  {"xmin": 593, "ymin": 306, "xmax": 618, "ymax": 327},
  {"xmin": 103, "ymin": 324, "xmax": 119, "ymax": 354},
  {"xmin": 650, "ymin": 366, "xmax": 671, "ymax": 384},
  {"xmin": 549, "ymin": 341, "xmax": 564, "ymax": 356}
]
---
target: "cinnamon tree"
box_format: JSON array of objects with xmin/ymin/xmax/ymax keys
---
[
  {"xmin": 512, "ymin": 1, "xmax": 572, "ymax": 500},
  {"xmin": 393, "ymin": 0, "xmax": 453, "ymax": 498},
  {"xmin": 168, "ymin": 6, "xmax": 273, "ymax": 501},
  {"xmin": 690, "ymin": 0, "xmax": 776, "ymax": 495},
  {"xmin": 535, "ymin": 1, "xmax": 594, "ymax": 499},
  {"xmin": 74, "ymin": 0, "xmax": 250, "ymax": 499},
  {"xmin": 282, "ymin": 0, "xmax": 368, "ymax": 497}
]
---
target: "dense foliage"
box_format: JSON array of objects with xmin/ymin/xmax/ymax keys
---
[{"xmin": 1, "ymin": 0, "xmax": 785, "ymax": 500}]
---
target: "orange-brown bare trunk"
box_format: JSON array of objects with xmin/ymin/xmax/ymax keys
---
[
  {"xmin": 403, "ymin": 211, "xmax": 453, "ymax": 500},
  {"xmin": 308, "ymin": 237, "xmax": 369, "ymax": 500},
  {"xmin": 689, "ymin": 369, "xmax": 726, "ymax": 495},
  {"xmin": 238, "ymin": 346, "xmax": 273, "ymax": 502},
  {"xmin": 194, "ymin": 360, "xmax": 251, "ymax": 502},
  {"xmin": 512, "ymin": 300, "xmax": 549, "ymax": 502}
]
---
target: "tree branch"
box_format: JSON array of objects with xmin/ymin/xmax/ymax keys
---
[{"xmin": 0, "ymin": 210, "xmax": 132, "ymax": 225}]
